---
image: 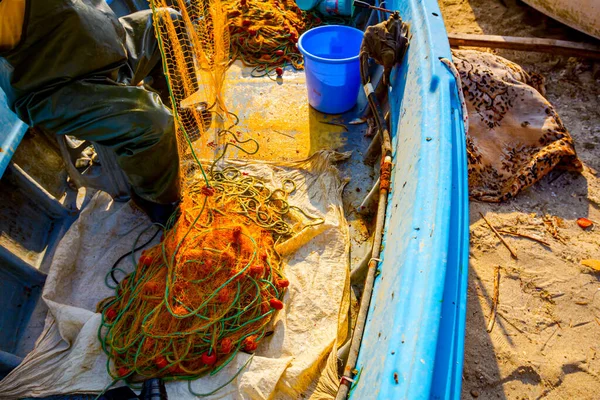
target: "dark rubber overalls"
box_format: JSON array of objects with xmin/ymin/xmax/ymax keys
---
[{"xmin": 0, "ymin": 0, "xmax": 180, "ymax": 205}]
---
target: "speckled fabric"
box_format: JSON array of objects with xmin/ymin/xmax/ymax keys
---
[{"xmin": 452, "ymin": 49, "xmax": 583, "ymax": 202}]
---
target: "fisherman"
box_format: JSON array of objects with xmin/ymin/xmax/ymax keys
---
[{"xmin": 0, "ymin": 0, "xmax": 181, "ymax": 224}]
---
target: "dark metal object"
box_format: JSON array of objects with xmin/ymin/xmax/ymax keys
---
[
  {"xmin": 139, "ymin": 379, "xmax": 168, "ymax": 400},
  {"xmin": 359, "ymin": 13, "xmax": 409, "ymax": 159},
  {"xmin": 98, "ymin": 386, "xmax": 138, "ymax": 400}
]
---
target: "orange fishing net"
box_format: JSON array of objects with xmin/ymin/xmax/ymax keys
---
[
  {"xmin": 97, "ymin": 0, "xmax": 324, "ymax": 386},
  {"xmin": 226, "ymin": 0, "xmax": 321, "ymax": 73},
  {"xmin": 97, "ymin": 166, "xmax": 307, "ymax": 382}
]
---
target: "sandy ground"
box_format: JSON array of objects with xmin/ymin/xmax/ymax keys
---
[{"xmin": 437, "ymin": 1, "xmax": 600, "ymax": 399}]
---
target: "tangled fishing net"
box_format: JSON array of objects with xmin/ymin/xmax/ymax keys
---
[
  {"xmin": 226, "ymin": 0, "xmax": 321, "ymax": 73},
  {"xmin": 98, "ymin": 165, "xmax": 323, "ymax": 383},
  {"xmin": 97, "ymin": 0, "xmax": 322, "ymax": 386}
]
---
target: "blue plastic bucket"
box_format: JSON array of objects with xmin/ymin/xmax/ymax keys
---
[{"xmin": 298, "ymin": 25, "xmax": 364, "ymax": 114}]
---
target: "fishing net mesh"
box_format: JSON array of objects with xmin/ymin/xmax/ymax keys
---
[
  {"xmin": 226, "ymin": 0, "xmax": 321, "ymax": 72},
  {"xmin": 97, "ymin": 0, "xmax": 324, "ymax": 383}
]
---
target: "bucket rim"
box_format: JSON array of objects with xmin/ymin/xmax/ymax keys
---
[{"xmin": 298, "ymin": 25, "xmax": 364, "ymax": 64}]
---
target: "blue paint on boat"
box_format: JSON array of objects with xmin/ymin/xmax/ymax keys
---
[
  {"xmin": 349, "ymin": 0, "xmax": 469, "ymax": 399},
  {"xmin": 0, "ymin": 87, "xmax": 27, "ymax": 178}
]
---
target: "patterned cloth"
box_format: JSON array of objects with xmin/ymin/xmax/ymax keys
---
[{"xmin": 452, "ymin": 50, "xmax": 583, "ymax": 202}]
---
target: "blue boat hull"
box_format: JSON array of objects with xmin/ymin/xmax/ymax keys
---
[{"xmin": 350, "ymin": 1, "xmax": 469, "ymax": 399}]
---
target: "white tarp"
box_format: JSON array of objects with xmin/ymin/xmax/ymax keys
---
[{"xmin": 0, "ymin": 151, "xmax": 350, "ymax": 400}]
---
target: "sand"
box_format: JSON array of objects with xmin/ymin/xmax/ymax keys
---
[{"xmin": 437, "ymin": 1, "xmax": 600, "ymax": 398}]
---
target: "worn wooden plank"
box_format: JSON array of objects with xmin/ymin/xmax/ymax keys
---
[{"xmin": 448, "ymin": 33, "xmax": 600, "ymax": 60}]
